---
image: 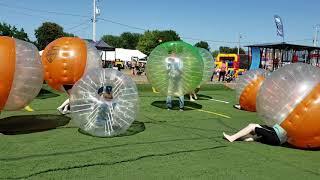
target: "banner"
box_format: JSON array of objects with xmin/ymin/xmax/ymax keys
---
[
  {"xmin": 250, "ymin": 47, "xmax": 261, "ymax": 70},
  {"xmin": 274, "ymin": 15, "xmax": 284, "ymax": 38}
]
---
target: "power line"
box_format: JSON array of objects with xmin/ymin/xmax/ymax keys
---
[
  {"xmin": 0, "ymin": 4, "xmax": 91, "ymax": 32},
  {"xmin": 65, "ymin": 19, "xmax": 92, "ymax": 31},
  {"xmin": 0, "ymin": 2, "xmax": 314, "ymax": 45},
  {"xmin": 70, "ymin": 23, "xmax": 91, "ymax": 34},
  {"xmin": 0, "ymin": 2, "xmax": 89, "ymax": 18},
  {"xmin": 97, "ymin": 17, "xmax": 147, "ymax": 31}
]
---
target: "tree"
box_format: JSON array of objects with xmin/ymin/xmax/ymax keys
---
[
  {"xmin": 0, "ymin": 22, "xmax": 30, "ymax": 41},
  {"xmin": 219, "ymin": 46, "xmax": 245, "ymax": 54},
  {"xmin": 157, "ymin": 30, "xmax": 180, "ymax": 43},
  {"xmin": 212, "ymin": 50, "xmax": 219, "ymax": 58},
  {"xmin": 101, "ymin": 35, "xmax": 123, "ymax": 48},
  {"xmin": 120, "ymin": 32, "xmax": 142, "ymax": 49},
  {"xmin": 34, "ymin": 22, "xmax": 66, "ymax": 50},
  {"xmin": 137, "ymin": 30, "xmax": 181, "ymax": 55},
  {"xmin": 194, "ymin": 41, "xmax": 210, "ymax": 51},
  {"xmin": 63, "ymin": 32, "xmax": 75, "ymax": 37}
]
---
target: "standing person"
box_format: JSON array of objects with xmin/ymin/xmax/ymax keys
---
[
  {"xmin": 189, "ymin": 86, "xmax": 200, "ymax": 101},
  {"xmin": 210, "ymin": 68, "xmax": 216, "ymax": 81},
  {"xmin": 219, "ymin": 60, "xmax": 227, "ymax": 82},
  {"xmin": 166, "ymin": 52, "xmax": 184, "ymax": 111},
  {"xmin": 189, "ymin": 91, "xmax": 198, "ymax": 102},
  {"xmin": 166, "ymin": 95, "xmax": 184, "ymax": 111},
  {"xmin": 132, "ymin": 60, "xmax": 137, "ymax": 75}
]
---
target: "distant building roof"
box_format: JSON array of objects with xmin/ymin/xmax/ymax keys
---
[
  {"xmin": 84, "ymin": 39, "xmax": 115, "ymax": 51},
  {"xmin": 94, "ymin": 40, "xmax": 115, "ymax": 51},
  {"xmin": 245, "ymin": 42, "xmax": 320, "ymax": 51}
]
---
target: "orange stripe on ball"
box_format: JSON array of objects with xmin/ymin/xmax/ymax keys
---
[
  {"xmin": 0, "ymin": 36, "xmax": 16, "ymax": 110},
  {"xmin": 281, "ymin": 84, "xmax": 320, "ymax": 148},
  {"xmin": 239, "ymin": 76, "xmax": 265, "ymax": 112},
  {"xmin": 41, "ymin": 37, "xmax": 87, "ymax": 91}
]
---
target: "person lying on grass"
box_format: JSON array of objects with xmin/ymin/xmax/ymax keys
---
[{"xmin": 223, "ymin": 123, "xmax": 287, "ymax": 146}]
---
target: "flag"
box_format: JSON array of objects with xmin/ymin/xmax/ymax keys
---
[{"xmin": 274, "ymin": 15, "xmax": 284, "ymax": 37}]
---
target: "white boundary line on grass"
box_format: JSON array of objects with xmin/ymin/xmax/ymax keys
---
[
  {"xmin": 209, "ymin": 98, "xmax": 230, "ymax": 104},
  {"xmin": 186, "ymin": 106, "xmax": 231, "ymax": 119}
]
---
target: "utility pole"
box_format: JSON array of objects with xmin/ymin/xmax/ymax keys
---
[
  {"xmin": 238, "ymin": 33, "xmax": 242, "ymax": 55},
  {"xmin": 314, "ymin": 24, "xmax": 320, "ymax": 47},
  {"xmin": 92, "ymin": 0, "xmax": 100, "ymax": 42}
]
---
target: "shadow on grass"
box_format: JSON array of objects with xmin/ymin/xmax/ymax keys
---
[
  {"xmin": 0, "ymin": 114, "xmax": 70, "ymax": 135},
  {"xmin": 280, "ymin": 143, "xmax": 320, "ymax": 151},
  {"xmin": 78, "ymin": 121, "xmax": 145, "ymax": 138},
  {"xmin": 151, "ymin": 101, "xmax": 202, "ymax": 111},
  {"xmin": 36, "ymin": 88, "xmax": 59, "ymax": 99}
]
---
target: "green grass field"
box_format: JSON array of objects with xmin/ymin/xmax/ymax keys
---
[{"xmin": 0, "ymin": 84, "xmax": 319, "ymax": 179}]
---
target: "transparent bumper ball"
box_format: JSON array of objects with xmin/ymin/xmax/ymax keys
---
[
  {"xmin": 41, "ymin": 37, "xmax": 101, "ymax": 92},
  {"xmin": 197, "ymin": 47, "xmax": 215, "ymax": 85},
  {"xmin": 0, "ymin": 36, "xmax": 43, "ymax": 111},
  {"xmin": 256, "ymin": 63, "xmax": 320, "ymax": 148},
  {"xmin": 235, "ymin": 69, "xmax": 268, "ymax": 112},
  {"xmin": 70, "ymin": 69, "xmax": 139, "ymax": 137},
  {"xmin": 146, "ymin": 41, "xmax": 203, "ymax": 96}
]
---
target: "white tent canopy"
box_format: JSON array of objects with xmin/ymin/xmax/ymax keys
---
[
  {"xmin": 39, "ymin": 48, "xmax": 147, "ymax": 62},
  {"xmin": 100, "ymin": 48, "xmax": 147, "ymax": 62}
]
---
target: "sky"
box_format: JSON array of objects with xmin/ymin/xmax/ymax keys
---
[{"xmin": 0, "ymin": 0, "xmax": 319, "ymax": 50}]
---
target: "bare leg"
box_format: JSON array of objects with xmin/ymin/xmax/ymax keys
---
[
  {"xmin": 193, "ymin": 92, "xmax": 198, "ymax": 100},
  {"xmin": 223, "ymin": 123, "xmax": 262, "ymax": 142},
  {"xmin": 57, "ymin": 98, "xmax": 70, "ymax": 114},
  {"xmin": 189, "ymin": 93, "xmax": 195, "ymax": 101}
]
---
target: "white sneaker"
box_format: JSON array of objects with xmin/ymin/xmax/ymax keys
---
[
  {"xmin": 57, "ymin": 107, "xmax": 64, "ymax": 114},
  {"xmin": 61, "ymin": 105, "xmax": 71, "ymax": 115},
  {"xmin": 190, "ymin": 98, "xmax": 195, "ymax": 102},
  {"xmin": 62, "ymin": 109, "xmax": 71, "ymax": 114},
  {"xmin": 233, "ymin": 104, "xmax": 241, "ymax": 110}
]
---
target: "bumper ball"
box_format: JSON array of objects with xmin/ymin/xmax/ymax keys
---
[
  {"xmin": 70, "ymin": 69, "xmax": 139, "ymax": 137},
  {"xmin": 41, "ymin": 37, "xmax": 101, "ymax": 92},
  {"xmin": 197, "ymin": 48, "xmax": 215, "ymax": 85},
  {"xmin": 146, "ymin": 41, "xmax": 203, "ymax": 96},
  {"xmin": 0, "ymin": 36, "xmax": 43, "ymax": 111},
  {"xmin": 257, "ymin": 63, "xmax": 320, "ymax": 148},
  {"xmin": 235, "ymin": 69, "xmax": 268, "ymax": 112}
]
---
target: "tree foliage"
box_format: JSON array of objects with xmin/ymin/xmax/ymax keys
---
[
  {"xmin": 212, "ymin": 50, "xmax": 219, "ymax": 58},
  {"xmin": 194, "ymin": 41, "xmax": 210, "ymax": 51},
  {"xmin": 120, "ymin": 32, "xmax": 142, "ymax": 49},
  {"xmin": 34, "ymin": 22, "xmax": 75, "ymax": 50},
  {"xmin": 219, "ymin": 46, "xmax": 245, "ymax": 54},
  {"xmin": 101, "ymin": 32, "xmax": 142, "ymax": 49},
  {"xmin": 137, "ymin": 30, "xmax": 180, "ymax": 55},
  {"xmin": 0, "ymin": 22, "xmax": 30, "ymax": 41},
  {"xmin": 101, "ymin": 35, "xmax": 123, "ymax": 48}
]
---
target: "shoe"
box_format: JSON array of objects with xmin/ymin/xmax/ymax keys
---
[
  {"xmin": 57, "ymin": 107, "xmax": 64, "ymax": 114},
  {"xmin": 62, "ymin": 109, "xmax": 71, "ymax": 115},
  {"xmin": 24, "ymin": 106, "xmax": 34, "ymax": 112},
  {"xmin": 190, "ymin": 98, "xmax": 195, "ymax": 102},
  {"xmin": 167, "ymin": 108, "xmax": 171, "ymax": 111},
  {"xmin": 179, "ymin": 108, "xmax": 184, "ymax": 112},
  {"xmin": 233, "ymin": 104, "xmax": 241, "ymax": 110}
]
